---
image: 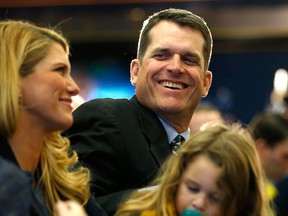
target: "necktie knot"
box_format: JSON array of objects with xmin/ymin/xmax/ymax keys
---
[{"xmin": 170, "ymin": 134, "xmax": 185, "ymax": 154}]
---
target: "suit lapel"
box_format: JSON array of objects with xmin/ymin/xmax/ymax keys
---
[{"xmin": 130, "ymin": 96, "xmax": 171, "ymax": 166}]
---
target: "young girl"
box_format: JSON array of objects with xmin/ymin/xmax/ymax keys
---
[{"xmin": 116, "ymin": 124, "xmax": 270, "ymax": 216}]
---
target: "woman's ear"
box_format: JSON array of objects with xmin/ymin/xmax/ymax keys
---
[{"xmin": 130, "ymin": 59, "xmax": 140, "ymax": 86}]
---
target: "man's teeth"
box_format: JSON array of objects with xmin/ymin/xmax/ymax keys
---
[{"xmin": 161, "ymin": 81, "xmax": 184, "ymax": 89}]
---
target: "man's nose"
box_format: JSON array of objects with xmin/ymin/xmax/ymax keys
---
[{"xmin": 167, "ymin": 55, "xmax": 184, "ymax": 73}]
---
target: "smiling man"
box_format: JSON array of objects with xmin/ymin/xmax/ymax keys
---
[{"xmin": 64, "ymin": 8, "xmax": 213, "ymax": 216}]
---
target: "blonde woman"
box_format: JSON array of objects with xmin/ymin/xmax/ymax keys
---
[
  {"xmin": 0, "ymin": 20, "xmax": 106, "ymax": 216},
  {"xmin": 116, "ymin": 124, "xmax": 271, "ymax": 216}
]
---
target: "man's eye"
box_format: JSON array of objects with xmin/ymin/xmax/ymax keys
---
[
  {"xmin": 183, "ymin": 57, "xmax": 198, "ymax": 65},
  {"xmin": 154, "ymin": 53, "xmax": 169, "ymax": 60}
]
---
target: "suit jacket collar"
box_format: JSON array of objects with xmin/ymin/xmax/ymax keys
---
[{"xmin": 130, "ymin": 95, "xmax": 171, "ymax": 166}]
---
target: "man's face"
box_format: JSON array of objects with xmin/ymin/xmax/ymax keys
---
[
  {"xmin": 263, "ymin": 139, "xmax": 288, "ymax": 181},
  {"xmin": 130, "ymin": 20, "xmax": 212, "ymax": 127}
]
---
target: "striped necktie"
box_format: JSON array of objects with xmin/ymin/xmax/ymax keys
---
[{"xmin": 170, "ymin": 134, "xmax": 185, "ymax": 154}]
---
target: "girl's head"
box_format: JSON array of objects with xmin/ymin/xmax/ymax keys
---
[{"xmin": 158, "ymin": 123, "xmax": 266, "ymax": 216}]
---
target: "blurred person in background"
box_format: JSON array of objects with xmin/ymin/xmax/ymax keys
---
[
  {"xmin": 249, "ymin": 112, "xmax": 288, "ymax": 216},
  {"xmin": 272, "ymin": 96, "xmax": 288, "ymax": 216},
  {"xmin": 274, "ymin": 174, "xmax": 288, "ymax": 216},
  {"xmin": 189, "ymin": 102, "xmax": 224, "ymax": 134}
]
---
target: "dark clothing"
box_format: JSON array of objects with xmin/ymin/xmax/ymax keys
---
[
  {"xmin": 275, "ymin": 175, "xmax": 288, "ymax": 216},
  {"xmin": 0, "ymin": 134, "xmax": 107, "ymax": 216},
  {"xmin": 85, "ymin": 196, "xmax": 108, "ymax": 216},
  {"xmin": 0, "ymin": 134, "xmax": 47, "ymax": 216},
  {"xmin": 0, "ymin": 156, "xmax": 32, "ymax": 216},
  {"xmin": 64, "ymin": 95, "xmax": 172, "ymax": 215}
]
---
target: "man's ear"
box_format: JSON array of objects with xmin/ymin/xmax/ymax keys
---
[
  {"xmin": 256, "ymin": 138, "xmax": 269, "ymax": 159},
  {"xmin": 202, "ymin": 70, "xmax": 212, "ymax": 97},
  {"xmin": 130, "ymin": 59, "xmax": 140, "ymax": 86}
]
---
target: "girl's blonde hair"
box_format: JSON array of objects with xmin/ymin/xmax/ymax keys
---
[
  {"xmin": 0, "ymin": 20, "xmax": 90, "ymax": 215},
  {"xmin": 116, "ymin": 123, "xmax": 270, "ymax": 216}
]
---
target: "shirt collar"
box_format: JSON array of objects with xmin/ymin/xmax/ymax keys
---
[{"xmin": 158, "ymin": 116, "xmax": 190, "ymax": 144}]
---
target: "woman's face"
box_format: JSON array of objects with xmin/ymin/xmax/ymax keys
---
[
  {"xmin": 21, "ymin": 42, "xmax": 80, "ymax": 133},
  {"xmin": 175, "ymin": 155, "xmax": 222, "ymax": 216}
]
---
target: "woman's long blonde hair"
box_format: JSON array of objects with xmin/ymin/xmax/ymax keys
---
[
  {"xmin": 116, "ymin": 123, "xmax": 270, "ymax": 216},
  {"xmin": 0, "ymin": 20, "xmax": 90, "ymax": 215}
]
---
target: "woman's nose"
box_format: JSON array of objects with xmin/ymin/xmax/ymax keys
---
[{"xmin": 67, "ymin": 76, "xmax": 80, "ymax": 96}]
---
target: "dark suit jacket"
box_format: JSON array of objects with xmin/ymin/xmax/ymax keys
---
[{"xmin": 65, "ymin": 95, "xmax": 171, "ymax": 215}]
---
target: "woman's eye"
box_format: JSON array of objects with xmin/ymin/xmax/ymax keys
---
[{"xmin": 55, "ymin": 67, "xmax": 65, "ymax": 74}]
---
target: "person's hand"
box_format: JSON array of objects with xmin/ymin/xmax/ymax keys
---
[{"xmin": 55, "ymin": 200, "xmax": 88, "ymax": 216}]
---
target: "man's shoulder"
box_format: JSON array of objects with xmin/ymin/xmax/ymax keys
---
[
  {"xmin": 73, "ymin": 98, "xmax": 138, "ymax": 121},
  {"xmin": 84, "ymin": 97, "xmax": 133, "ymax": 111},
  {"xmin": 74, "ymin": 96, "xmax": 158, "ymax": 123},
  {"xmin": 86, "ymin": 97, "xmax": 131, "ymax": 106}
]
